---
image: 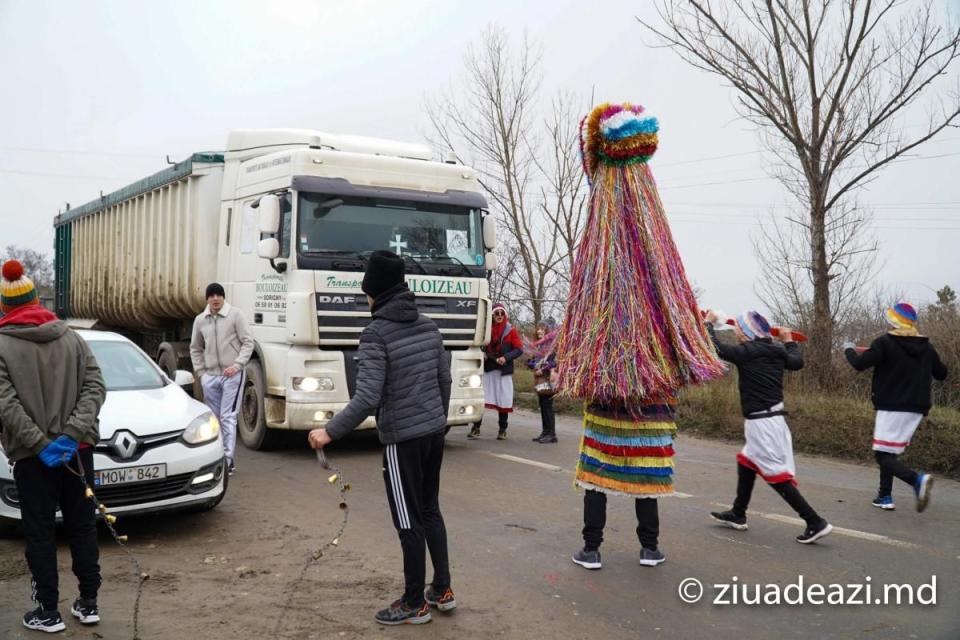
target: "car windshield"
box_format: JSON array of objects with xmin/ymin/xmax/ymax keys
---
[
  {"xmin": 298, "ymin": 193, "xmax": 484, "ymax": 267},
  {"xmin": 86, "ymin": 340, "xmax": 167, "ymax": 391}
]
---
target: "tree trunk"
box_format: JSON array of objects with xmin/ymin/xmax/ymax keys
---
[{"xmin": 808, "ymin": 204, "xmax": 834, "ymax": 386}]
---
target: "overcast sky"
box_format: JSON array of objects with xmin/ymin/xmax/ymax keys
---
[{"xmin": 0, "ymin": 0, "xmax": 957, "ymax": 319}]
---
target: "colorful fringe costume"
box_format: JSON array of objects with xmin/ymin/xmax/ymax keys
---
[{"xmin": 555, "ymin": 103, "xmax": 725, "ymax": 501}]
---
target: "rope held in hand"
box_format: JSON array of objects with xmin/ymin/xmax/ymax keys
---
[
  {"xmin": 65, "ymin": 453, "xmax": 148, "ymax": 640},
  {"xmin": 272, "ymin": 448, "xmax": 350, "ymax": 638}
]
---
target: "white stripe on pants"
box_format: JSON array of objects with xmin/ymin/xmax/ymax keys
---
[
  {"xmin": 201, "ymin": 372, "xmax": 245, "ymax": 463},
  {"xmin": 385, "ymin": 444, "xmax": 411, "ymax": 529}
]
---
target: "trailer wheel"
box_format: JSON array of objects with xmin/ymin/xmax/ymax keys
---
[{"xmin": 238, "ymin": 361, "xmax": 282, "ymax": 450}]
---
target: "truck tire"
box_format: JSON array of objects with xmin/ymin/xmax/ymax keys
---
[
  {"xmin": 157, "ymin": 348, "xmax": 177, "ymax": 379},
  {"xmin": 237, "ymin": 361, "xmax": 282, "ymax": 450}
]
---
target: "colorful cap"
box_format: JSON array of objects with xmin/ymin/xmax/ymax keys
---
[
  {"xmin": 735, "ymin": 311, "xmax": 772, "ymax": 340},
  {"xmin": 1, "ymin": 260, "xmax": 39, "ymax": 313},
  {"xmin": 885, "ymin": 302, "xmax": 917, "ymax": 330},
  {"xmin": 580, "ymin": 103, "xmax": 659, "ymax": 178}
]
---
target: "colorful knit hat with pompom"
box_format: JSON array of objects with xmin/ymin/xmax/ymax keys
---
[
  {"xmin": 1, "ymin": 260, "xmax": 39, "ymax": 313},
  {"xmin": 885, "ymin": 301, "xmax": 918, "ymax": 330}
]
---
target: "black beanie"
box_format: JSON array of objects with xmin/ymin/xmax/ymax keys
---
[
  {"xmin": 205, "ymin": 282, "xmax": 226, "ymax": 299},
  {"xmin": 362, "ymin": 250, "xmax": 405, "ymax": 298}
]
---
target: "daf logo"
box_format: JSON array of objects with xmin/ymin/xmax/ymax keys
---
[
  {"xmin": 318, "ymin": 295, "xmax": 356, "ymax": 305},
  {"xmin": 110, "ymin": 431, "xmax": 139, "ymax": 460},
  {"xmin": 456, "ymin": 300, "xmax": 478, "ymax": 309}
]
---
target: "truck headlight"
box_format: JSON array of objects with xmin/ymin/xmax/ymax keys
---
[
  {"xmin": 293, "ymin": 376, "xmax": 335, "ymax": 392},
  {"xmin": 459, "ymin": 374, "xmax": 482, "ymax": 388},
  {"xmin": 183, "ymin": 413, "xmax": 220, "ymax": 445}
]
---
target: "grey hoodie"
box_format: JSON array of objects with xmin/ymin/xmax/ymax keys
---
[
  {"xmin": 0, "ymin": 316, "xmax": 106, "ymax": 462},
  {"xmin": 190, "ymin": 302, "xmax": 255, "ymax": 376}
]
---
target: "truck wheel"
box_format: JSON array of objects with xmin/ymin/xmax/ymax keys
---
[{"xmin": 238, "ymin": 361, "xmax": 282, "ymax": 450}]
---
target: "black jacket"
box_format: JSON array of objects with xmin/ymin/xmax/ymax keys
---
[
  {"xmin": 325, "ymin": 284, "xmax": 452, "ymax": 444},
  {"xmin": 707, "ymin": 324, "xmax": 803, "ymax": 417},
  {"xmin": 845, "ymin": 333, "xmax": 948, "ymax": 415}
]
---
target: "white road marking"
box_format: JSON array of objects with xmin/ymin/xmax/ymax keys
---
[
  {"xmin": 487, "ymin": 453, "xmax": 564, "ymax": 472},
  {"xmin": 673, "ymin": 492, "xmax": 695, "ymax": 499},
  {"xmin": 709, "ymin": 502, "xmax": 919, "ymax": 549}
]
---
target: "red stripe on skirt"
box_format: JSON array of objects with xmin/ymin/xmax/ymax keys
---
[
  {"xmin": 736, "ymin": 452, "xmax": 797, "ymax": 486},
  {"xmin": 582, "ymin": 436, "xmax": 674, "ymax": 458}
]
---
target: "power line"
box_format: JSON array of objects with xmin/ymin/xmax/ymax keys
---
[
  {"xmin": 0, "ymin": 145, "xmax": 165, "ymax": 159},
  {"xmin": 0, "ymin": 168, "xmax": 138, "ymax": 181}
]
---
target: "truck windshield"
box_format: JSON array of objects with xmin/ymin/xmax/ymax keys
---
[{"xmin": 297, "ymin": 192, "xmax": 485, "ymax": 273}]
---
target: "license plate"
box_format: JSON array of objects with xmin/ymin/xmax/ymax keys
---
[{"xmin": 94, "ymin": 464, "xmax": 167, "ymax": 486}]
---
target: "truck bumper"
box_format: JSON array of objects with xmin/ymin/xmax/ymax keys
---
[{"xmin": 270, "ymin": 348, "xmax": 485, "ymax": 431}]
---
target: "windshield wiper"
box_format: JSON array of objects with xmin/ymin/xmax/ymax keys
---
[
  {"xmin": 302, "ymin": 249, "xmax": 369, "ymax": 260},
  {"xmin": 428, "ymin": 253, "xmax": 473, "ymax": 277},
  {"xmin": 401, "ymin": 254, "xmax": 428, "ymax": 275}
]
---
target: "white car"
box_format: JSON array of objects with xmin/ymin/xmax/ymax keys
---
[{"xmin": 0, "ymin": 330, "xmax": 226, "ymax": 523}]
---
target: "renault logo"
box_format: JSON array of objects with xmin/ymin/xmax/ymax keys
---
[{"xmin": 111, "ymin": 431, "xmax": 139, "ymax": 460}]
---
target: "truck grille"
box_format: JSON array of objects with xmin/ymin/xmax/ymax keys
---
[{"xmin": 317, "ymin": 296, "xmax": 477, "ymax": 344}]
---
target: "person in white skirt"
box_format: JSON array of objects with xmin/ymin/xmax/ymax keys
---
[
  {"xmin": 704, "ymin": 310, "xmax": 833, "ymax": 545},
  {"xmin": 844, "ymin": 302, "xmax": 948, "ymax": 512},
  {"xmin": 471, "ymin": 303, "xmax": 523, "ymax": 440}
]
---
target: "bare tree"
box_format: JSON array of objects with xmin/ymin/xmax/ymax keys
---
[
  {"xmin": 641, "ymin": 1, "xmax": 960, "ymax": 385},
  {"xmin": 426, "ymin": 25, "xmax": 584, "ymax": 326},
  {"xmin": 1, "ymin": 245, "xmax": 54, "ymax": 297},
  {"xmin": 754, "ymin": 200, "xmax": 879, "ymax": 337}
]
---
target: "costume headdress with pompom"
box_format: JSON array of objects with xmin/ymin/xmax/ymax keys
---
[
  {"xmin": 554, "ymin": 103, "xmax": 726, "ymax": 498},
  {"xmin": 1, "ymin": 260, "xmax": 39, "ymax": 313}
]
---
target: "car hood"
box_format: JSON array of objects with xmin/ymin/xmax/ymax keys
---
[{"xmin": 98, "ymin": 383, "xmax": 210, "ymax": 439}]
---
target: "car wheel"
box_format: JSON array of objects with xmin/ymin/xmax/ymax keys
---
[{"xmin": 237, "ymin": 360, "xmax": 283, "ymax": 450}]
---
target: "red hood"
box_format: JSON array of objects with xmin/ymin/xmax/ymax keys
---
[{"xmin": 0, "ymin": 305, "xmax": 58, "ymax": 328}]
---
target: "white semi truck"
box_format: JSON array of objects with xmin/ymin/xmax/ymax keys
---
[{"xmin": 53, "ymin": 129, "xmax": 495, "ymax": 449}]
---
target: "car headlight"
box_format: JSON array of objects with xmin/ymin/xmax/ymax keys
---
[
  {"xmin": 459, "ymin": 374, "xmax": 482, "ymax": 388},
  {"xmin": 293, "ymin": 376, "xmax": 335, "ymax": 392},
  {"xmin": 183, "ymin": 413, "xmax": 220, "ymax": 445}
]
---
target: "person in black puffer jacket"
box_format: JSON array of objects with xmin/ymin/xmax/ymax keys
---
[
  {"xmin": 844, "ymin": 301, "xmax": 948, "ymax": 513},
  {"xmin": 308, "ymin": 250, "xmax": 455, "ymax": 626},
  {"xmin": 704, "ymin": 309, "xmax": 833, "ymax": 546}
]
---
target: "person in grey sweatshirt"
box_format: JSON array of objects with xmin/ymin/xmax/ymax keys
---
[
  {"xmin": 190, "ymin": 283, "xmax": 254, "ymax": 474},
  {"xmin": 308, "ymin": 250, "xmax": 454, "ymax": 626}
]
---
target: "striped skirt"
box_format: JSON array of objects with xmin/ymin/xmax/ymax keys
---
[{"xmin": 575, "ymin": 400, "xmax": 677, "ymax": 498}]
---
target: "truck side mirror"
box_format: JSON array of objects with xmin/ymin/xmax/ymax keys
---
[
  {"xmin": 482, "ymin": 215, "xmax": 496, "ymax": 250},
  {"xmin": 258, "ymin": 195, "xmax": 280, "ymax": 234},
  {"xmin": 258, "ymin": 238, "xmax": 280, "ymax": 260},
  {"xmin": 485, "ymin": 252, "xmax": 498, "ymax": 271}
]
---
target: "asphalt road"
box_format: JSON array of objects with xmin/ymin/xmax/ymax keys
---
[{"xmin": 1, "ymin": 408, "xmax": 958, "ymax": 639}]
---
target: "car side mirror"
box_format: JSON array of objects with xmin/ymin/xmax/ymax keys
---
[
  {"xmin": 482, "ymin": 215, "xmax": 496, "ymax": 249},
  {"xmin": 173, "ymin": 370, "xmax": 195, "ymax": 387},
  {"xmin": 485, "ymin": 252, "xmax": 498, "ymax": 271},
  {"xmin": 258, "ymin": 238, "xmax": 280, "ymax": 260}
]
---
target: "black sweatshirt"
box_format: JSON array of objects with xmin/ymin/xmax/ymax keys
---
[
  {"xmin": 845, "ymin": 333, "xmax": 948, "ymax": 415},
  {"xmin": 707, "ymin": 324, "xmax": 803, "ymax": 417}
]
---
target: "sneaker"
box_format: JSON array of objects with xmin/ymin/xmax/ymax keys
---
[
  {"xmin": 71, "ymin": 598, "xmax": 100, "ymax": 625},
  {"xmin": 497, "ymin": 429, "xmax": 507, "ymax": 441},
  {"xmin": 571, "ymin": 547, "xmax": 602, "ymax": 570},
  {"xmin": 374, "ymin": 600, "xmax": 432, "ymax": 625},
  {"xmin": 228, "ymin": 460, "xmax": 236, "ymax": 476},
  {"xmin": 467, "ymin": 425, "xmax": 480, "ymax": 439},
  {"xmin": 871, "ymin": 495, "xmax": 895, "ymax": 510},
  {"xmin": 710, "ymin": 510, "xmax": 748, "ymax": 531},
  {"xmin": 424, "ymin": 585, "xmax": 457, "ymax": 612},
  {"xmin": 914, "ymin": 473, "xmax": 933, "ymax": 513},
  {"xmin": 796, "ymin": 520, "xmax": 833, "ymax": 544},
  {"xmin": 536, "ymin": 435, "xmax": 558, "ymax": 443},
  {"xmin": 22, "ymin": 606, "xmax": 65, "ymax": 633},
  {"xmin": 639, "ymin": 547, "xmax": 666, "ymax": 567},
  {"xmin": 532, "ymin": 433, "xmax": 546, "ymax": 442}
]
